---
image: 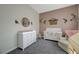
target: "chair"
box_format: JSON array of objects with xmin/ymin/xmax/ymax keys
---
[{"xmin": 58, "ymin": 37, "xmax": 69, "ymax": 53}]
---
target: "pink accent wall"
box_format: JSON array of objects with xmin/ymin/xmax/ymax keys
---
[{"xmin": 39, "ymin": 5, "xmax": 78, "ymax": 35}]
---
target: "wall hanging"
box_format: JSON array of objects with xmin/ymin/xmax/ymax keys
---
[
  {"xmin": 48, "ymin": 18, "xmax": 58, "ymax": 25},
  {"xmin": 15, "ymin": 20, "xmax": 19, "ymax": 24},
  {"xmin": 40, "ymin": 18, "xmax": 43, "ymax": 23},
  {"xmin": 40, "ymin": 18, "xmax": 46, "ymax": 24},
  {"xmin": 63, "ymin": 13, "xmax": 77, "ymax": 23},
  {"xmin": 43, "ymin": 20, "xmax": 46, "ymax": 24},
  {"xmin": 21, "ymin": 17, "xmax": 30, "ymax": 27},
  {"xmin": 31, "ymin": 22, "xmax": 33, "ymax": 25},
  {"xmin": 63, "ymin": 18, "xmax": 67, "ymax": 23},
  {"xmin": 70, "ymin": 13, "xmax": 76, "ymax": 21}
]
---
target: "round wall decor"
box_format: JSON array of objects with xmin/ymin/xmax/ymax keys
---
[{"xmin": 21, "ymin": 17, "xmax": 30, "ymax": 27}]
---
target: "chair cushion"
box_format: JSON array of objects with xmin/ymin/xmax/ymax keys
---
[
  {"xmin": 59, "ymin": 38, "xmax": 68, "ymax": 45},
  {"xmin": 58, "ymin": 37, "xmax": 69, "ymax": 53}
]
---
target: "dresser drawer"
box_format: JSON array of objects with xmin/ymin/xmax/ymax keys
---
[{"xmin": 17, "ymin": 30, "xmax": 36, "ymax": 50}]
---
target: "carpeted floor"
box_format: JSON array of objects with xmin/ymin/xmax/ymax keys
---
[{"xmin": 8, "ymin": 39, "xmax": 67, "ymax": 54}]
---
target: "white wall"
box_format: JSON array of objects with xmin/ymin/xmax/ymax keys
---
[{"xmin": 0, "ymin": 5, "xmax": 39, "ymax": 53}]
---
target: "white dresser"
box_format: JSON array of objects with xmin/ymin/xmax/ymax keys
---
[{"xmin": 17, "ymin": 30, "xmax": 36, "ymax": 51}]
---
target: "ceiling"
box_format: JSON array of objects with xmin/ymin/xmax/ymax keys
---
[{"xmin": 29, "ymin": 4, "xmax": 74, "ymax": 13}]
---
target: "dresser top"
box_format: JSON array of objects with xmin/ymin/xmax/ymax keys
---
[
  {"xmin": 19, "ymin": 30, "xmax": 33, "ymax": 32},
  {"xmin": 18, "ymin": 30, "xmax": 36, "ymax": 33}
]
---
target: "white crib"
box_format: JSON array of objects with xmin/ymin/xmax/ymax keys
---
[{"xmin": 44, "ymin": 28, "xmax": 62, "ymax": 41}]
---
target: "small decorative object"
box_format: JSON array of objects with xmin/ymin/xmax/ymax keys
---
[
  {"xmin": 40, "ymin": 18, "xmax": 46, "ymax": 24},
  {"xmin": 15, "ymin": 20, "xmax": 19, "ymax": 24},
  {"xmin": 43, "ymin": 20, "xmax": 46, "ymax": 24},
  {"xmin": 63, "ymin": 18, "xmax": 67, "ymax": 23},
  {"xmin": 70, "ymin": 19, "xmax": 72, "ymax": 21},
  {"xmin": 71, "ymin": 13, "xmax": 76, "ymax": 18},
  {"xmin": 31, "ymin": 22, "xmax": 33, "ymax": 25},
  {"xmin": 70, "ymin": 13, "xmax": 76, "ymax": 21},
  {"xmin": 21, "ymin": 17, "xmax": 30, "ymax": 27},
  {"xmin": 40, "ymin": 18, "xmax": 43, "ymax": 23},
  {"xmin": 48, "ymin": 18, "xmax": 58, "ymax": 25}
]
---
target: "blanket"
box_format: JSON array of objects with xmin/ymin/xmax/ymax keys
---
[{"xmin": 69, "ymin": 32, "xmax": 79, "ymax": 53}]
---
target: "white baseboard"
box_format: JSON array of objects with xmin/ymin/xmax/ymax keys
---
[{"xmin": 1, "ymin": 46, "xmax": 17, "ymax": 54}]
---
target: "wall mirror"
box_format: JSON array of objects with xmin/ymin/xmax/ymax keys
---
[{"xmin": 21, "ymin": 17, "xmax": 30, "ymax": 27}]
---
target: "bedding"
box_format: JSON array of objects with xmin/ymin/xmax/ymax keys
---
[
  {"xmin": 65, "ymin": 30, "xmax": 78, "ymax": 38},
  {"xmin": 69, "ymin": 32, "xmax": 79, "ymax": 53}
]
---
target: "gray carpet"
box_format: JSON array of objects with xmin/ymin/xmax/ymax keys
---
[{"xmin": 8, "ymin": 39, "xmax": 67, "ymax": 54}]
